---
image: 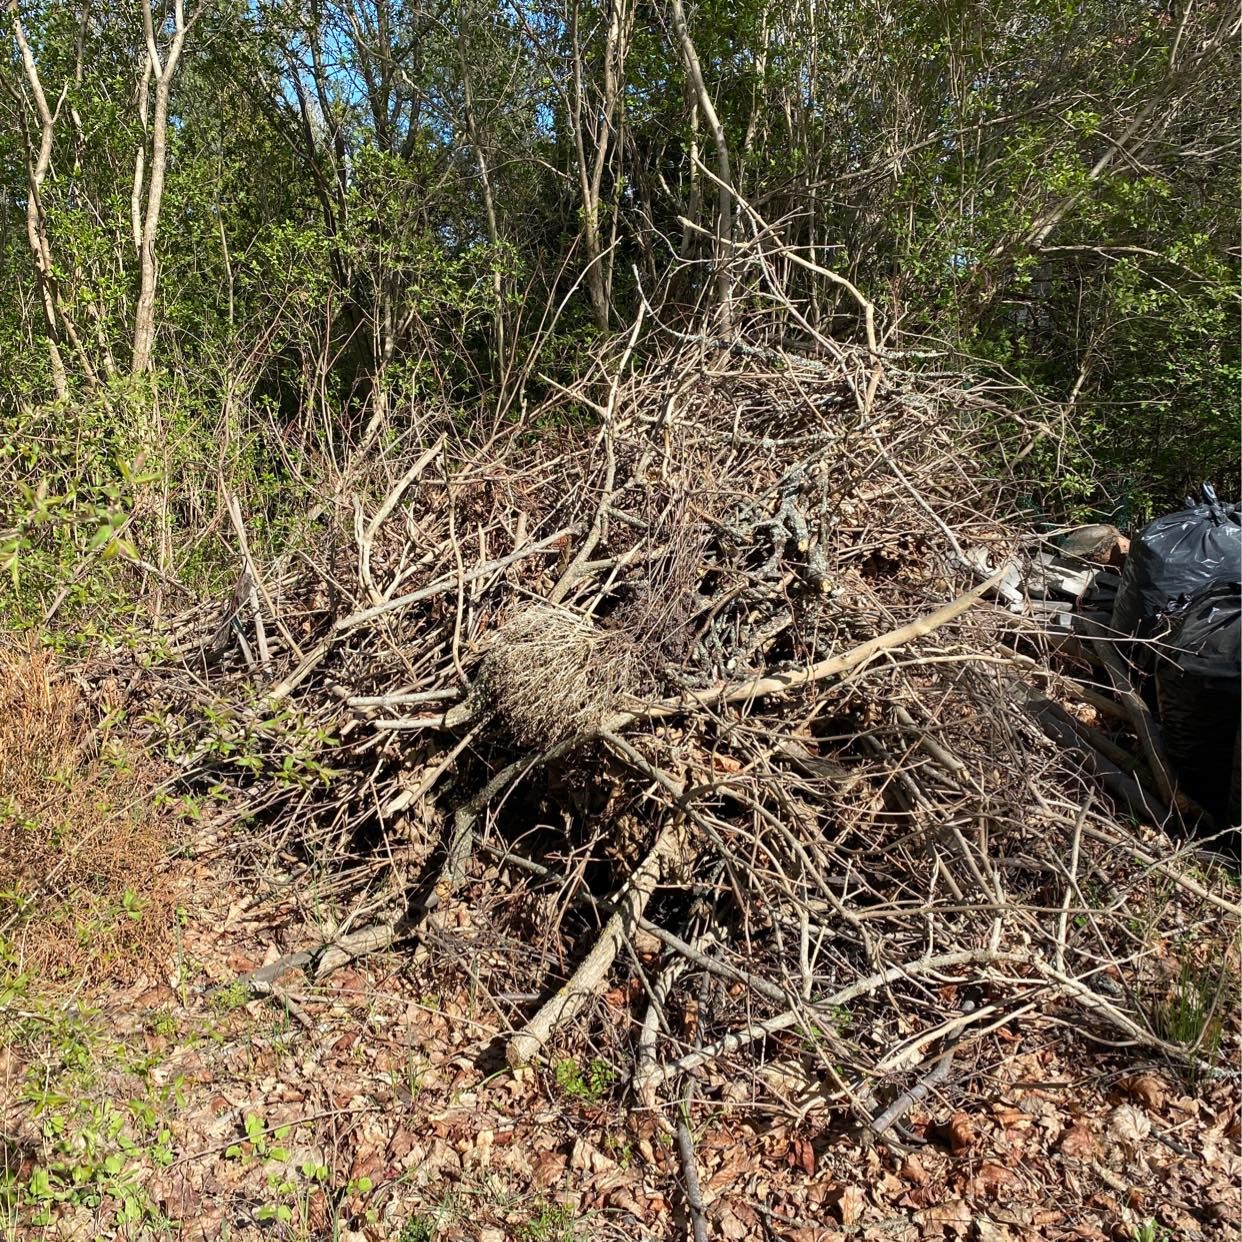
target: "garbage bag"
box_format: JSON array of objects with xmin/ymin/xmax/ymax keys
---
[
  {"xmin": 1112, "ymin": 485, "xmax": 1241, "ymax": 638},
  {"xmin": 1231, "ymin": 726, "xmax": 1240, "ymax": 829},
  {"xmin": 1155, "ymin": 581, "xmax": 1242, "ymax": 821}
]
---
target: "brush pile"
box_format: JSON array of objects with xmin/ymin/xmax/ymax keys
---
[{"xmin": 143, "ymin": 337, "xmax": 1238, "ymax": 1144}]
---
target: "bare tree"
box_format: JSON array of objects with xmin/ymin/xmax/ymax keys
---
[
  {"xmin": 130, "ymin": 0, "xmax": 196, "ymax": 376},
  {"xmin": 5, "ymin": 0, "xmax": 99, "ymax": 397}
]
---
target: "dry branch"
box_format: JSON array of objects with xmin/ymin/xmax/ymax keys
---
[
  {"xmin": 507, "ymin": 817, "xmax": 681, "ymax": 1068},
  {"xmin": 151, "ymin": 335, "xmax": 1239, "ymax": 1145}
]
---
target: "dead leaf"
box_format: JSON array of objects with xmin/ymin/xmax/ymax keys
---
[
  {"xmin": 1107, "ymin": 1104, "xmax": 1151, "ymax": 1148},
  {"xmin": 901, "ymin": 1154, "xmax": 929, "ymax": 1184},
  {"xmin": 918, "ymin": 1198, "xmax": 972, "ymax": 1238},
  {"xmin": 706, "ymin": 1147, "xmax": 749, "ymax": 1195},
  {"xmin": 1017, "ymin": 1092, "xmax": 1061, "ymax": 1134},
  {"xmin": 788, "ymin": 1137, "xmax": 816, "ymax": 1176},
  {"xmin": 681, "ymin": 996, "xmax": 700, "ymax": 1042},
  {"xmin": 831, "ymin": 1184, "xmax": 867, "ymax": 1227},
  {"xmin": 1059, "ymin": 1125, "xmax": 1098, "ymax": 1159},
  {"xmin": 876, "ymin": 1171, "xmax": 905, "ymax": 1200},
  {"xmin": 991, "ymin": 1105, "xmax": 1031, "ymax": 1131},
  {"xmin": 303, "ymin": 1187, "xmax": 330, "ymax": 1234},
  {"xmin": 947, "ymin": 1112, "xmax": 977, "ymax": 1155},
  {"xmin": 348, "ymin": 1150, "xmax": 384, "ymax": 1186},
  {"xmin": 532, "ymin": 1150, "xmax": 567, "ymax": 1188},
  {"xmin": 155, "ymin": 1168, "xmax": 202, "ymax": 1222},
  {"xmin": 1122, "ymin": 1074, "xmax": 1167, "ymax": 1111},
  {"xmin": 975, "ymin": 1220, "xmax": 1015, "ymax": 1242},
  {"xmin": 1067, "ymin": 1223, "xmax": 1108, "ymax": 1240},
  {"xmin": 973, "ymin": 1161, "xmax": 1013, "ymax": 1196},
  {"xmin": 386, "ymin": 1128, "xmax": 414, "ymax": 1162},
  {"xmin": 1089, "ymin": 1192, "xmax": 1120, "ymax": 1216}
]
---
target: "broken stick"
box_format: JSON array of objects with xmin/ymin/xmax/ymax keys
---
[{"xmin": 506, "ymin": 818, "xmax": 680, "ymax": 1068}]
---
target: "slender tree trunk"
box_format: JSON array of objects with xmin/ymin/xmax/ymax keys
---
[
  {"xmin": 569, "ymin": 0, "xmax": 608, "ymax": 331},
  {"xmin": 590, "ymin": 0, "xmax": 629, "ymax": 316},
  {"xmin": 680, "ymin": 92, "xmax": 701, "ymax": 261},
  {"xmin": 130, "ymin": 59, "xmax": 152, "ymax": 257},
  {"xmin": 131, "ymin": 0, "xmax": 192, "ymax": 377},
  {"xmin": 567, "ymin": 0, "xmax": 629, "ymax": 332},
  {"xmin": 458, "ymin": 6, "xmax": 505, "ymax": 375},
  {"xmin": 668, "ymin": 0, "xmax": 734, "ymax": 331},
  {"xmin": 6, "ymin": 0, "xmax": 100, "ymax": 397}
]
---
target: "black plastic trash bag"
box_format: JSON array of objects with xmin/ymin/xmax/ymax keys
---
[
  {"xmin": 1231, "ymin": 726, "xmax": 1241, "ymax": 829},
  {"xmin": 1112, "ymin": 485, "xmax": 1242, "ymax": 638},
  {"xmin": 1155, "ymin": 580, "xmax": 1241, "ymax": 822}
]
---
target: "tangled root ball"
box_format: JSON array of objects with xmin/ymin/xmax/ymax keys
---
[{"xmin": 478, "ymin": 606, "xmax": 641, "ymax": 746}]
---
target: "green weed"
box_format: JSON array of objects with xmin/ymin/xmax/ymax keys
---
[
  {"xmin": 1143, "ymin": 939, "xmax": 1238, "ymax": 1074},
  {"xmin": 210, "ymin": 980, "xmax": 251, "ymax": 1015},
  {"xmin": 0, "ymin": 1003, "xmax": 181, "ymax": 1233},
  {"xmin": 400, "ymin": 1214, "xmax": 440, "ymax": 1242},
  {"xmin": 519, "ymin": 1201, "xmax": 579, "ymax": 1242},
  {"xmin": 553, "ymin": 1057, "xmax": 615, "ymax": 1104}
]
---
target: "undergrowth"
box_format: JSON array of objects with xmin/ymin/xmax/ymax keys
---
[
  {"xmin": 0, "ymin": 978, "xmax": 185, "ymax": 1234},
  {"xmin": 0, "ymin": 641, "xmax": 176, "ymax": 984},
  {"xmin": 1143, "ymin": 939, "xmax": 1239, "ymax": 1072}
]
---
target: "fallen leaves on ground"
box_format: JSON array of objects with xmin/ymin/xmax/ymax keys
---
[{"xmin": 3, "ymin": 837, "xmax": 1239, "ymax": 1241}]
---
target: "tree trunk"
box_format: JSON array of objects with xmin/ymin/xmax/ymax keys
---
[
  {"xmin": 458, "ymin": 6, "xmax": 506, "ymax": 375},
  {"xmin": 569, "ymin": 0, "xmax": 609, "ymax": 332},
  {"xmin": 131, "ymin": 0, "xmax": 192, "ymax": 377},
  {"xmin": 5, "ymin": 0, "xmax": 99, "ymax": 397},
  {"xmin": 668, "ymin": 0, "xmax": 734, "ymax": 331}
]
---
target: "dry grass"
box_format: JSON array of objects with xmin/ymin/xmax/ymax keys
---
[
  {"xmin": 478, "ymin": 605, "xmax": 644, "ymax": 746},
  {"xmin": 0, "ymin": 641, "xmax": 175, "ymax": 983}
]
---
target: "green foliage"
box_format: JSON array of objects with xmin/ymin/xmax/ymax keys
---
[
  {"xmin": 400, "ymin": 1215, "xmax": 441, "ymax": 1242},
  {"xmin": 553, "ymin": 1057, "xmax": 616, "ymax": 1103},
  {"xmin": 223, "ymin": 1112, "xmax": 293, "ymax": 1165},
  {"xmin": 518, "ymin": 1201, "xmax": 580, "ymax": 1242},
  {"xmin": 0, "ymin": 385, "xmax": 153, "ymax": 626},
  {"xmin": 0, "ymin": 0, "xmax": 1236, "ymax": 640},
  {"xmin": 209, "ymin": 980, "xmax": 251, "ymax": 1015},
  {"xmin": 0, "ymin": 990, "xmax": 182, "ymax": 1232},
  {"xmin": 193, "ymin": 699, "xmax": 340, "ymax": 790}
]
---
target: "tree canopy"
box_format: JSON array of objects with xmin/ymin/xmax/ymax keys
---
[{"xmin": 2, "ymin": 0, "xmax": 1238, "ymax": 617}]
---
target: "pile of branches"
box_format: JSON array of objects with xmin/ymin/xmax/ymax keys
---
[{"xmin": 147, "ymin": 336, "xmax": 1237, "ymax": 1146}]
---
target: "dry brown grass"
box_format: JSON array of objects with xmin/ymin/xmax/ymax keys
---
[
  {"xmin": 478, "ymin": 605, "xmax": 645, "ymax": 746},
  {"xmin": 0, "ymin": 640, "xmax": 175, "ymax": 983}
]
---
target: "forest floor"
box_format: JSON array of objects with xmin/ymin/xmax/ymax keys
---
[{"xmin": 2, "ymin": 808, "xmax": 1239, "ymax": 1242}]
